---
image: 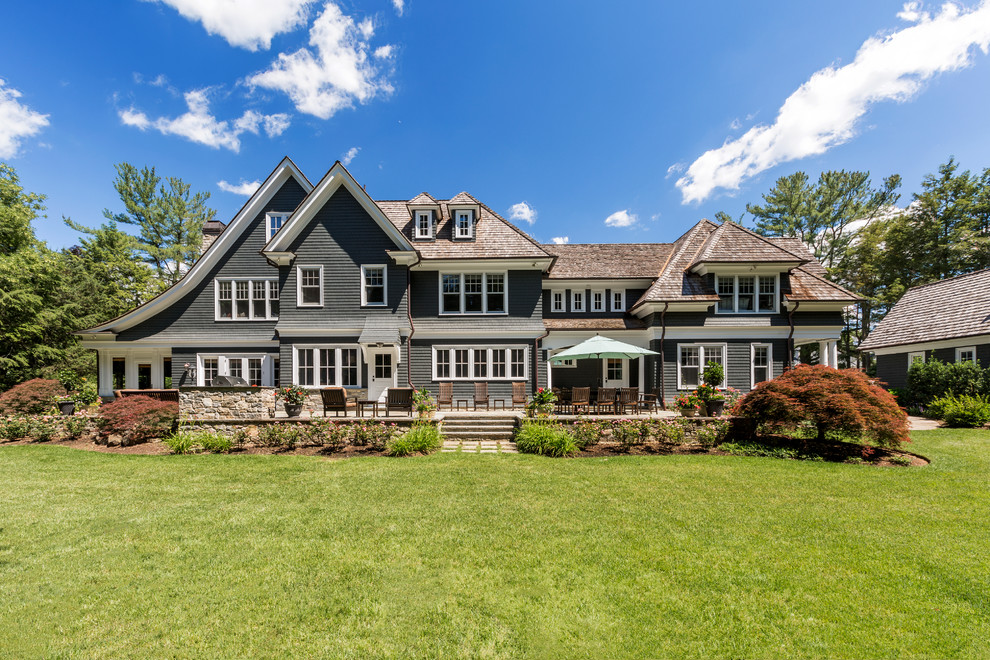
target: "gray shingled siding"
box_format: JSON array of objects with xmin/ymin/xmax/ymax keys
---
[
  {"xmin": 542, "ymin": 287, "xmax": 647, "ymax": 317},
  {"xmin": 278, "ymin": 336, "xmax": 374, "ymax": 388},
  {"xmin": 410, "ymin": 338, "xmax": 544, "ymax": 400},
  {"xmin": 876, "ymin": 343, "xmax": 990, "ymax": 390},
  {"xmin": 277, "ymin": 186, "xmax": 407, "ymax": 329},
  {"xmin": 411, "ymin": 269, "xmax": 543, "ymax": 322},
  {"xmin": 652, "ymin": 338, "xmax": 787, "ymax": 399},
  {"xmin": 116, "ymin": 177, "xmax": 307, "ymax": 342}
]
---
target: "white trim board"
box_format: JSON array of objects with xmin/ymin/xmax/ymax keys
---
[{"xmin": 866, "ymin": 334, "xmax": 990, "ymax": 356}]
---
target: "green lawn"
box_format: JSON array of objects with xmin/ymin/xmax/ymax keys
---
[{"xmin": 1, "ymin": 431, "xmax": 989, "ymax": 659}]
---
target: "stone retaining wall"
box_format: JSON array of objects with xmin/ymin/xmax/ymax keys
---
[{"xmin": 179, "ymin": 387, "xmax": 371, "ymax": 419}]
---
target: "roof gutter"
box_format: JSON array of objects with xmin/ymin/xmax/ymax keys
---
[
  {"xmin": 787, "ymin": 301, "xmax": 800, "ymax": 370},
  {"xmin": 659, "ymin": 302, "xmax": 669, "ymax": 410},
  {"xmin": 406, "ymin": 253, "xmax": 422, "ymax": 387},
  {"xmin": 535, "ymin": 327, "xmax": 550, "ymax": 394}
]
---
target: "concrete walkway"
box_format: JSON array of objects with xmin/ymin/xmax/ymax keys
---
[
  {"xmin": 441, "ymin": 439, "xmax": 518, "ymax": 454},
  {"xmin": 908, "ymin": 416, "xmax": 941, "ymax": 431}
]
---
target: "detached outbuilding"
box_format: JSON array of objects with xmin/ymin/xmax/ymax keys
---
[{"xmin": 859, "ymin": 269, "xmax": 990, "ymax": 389}]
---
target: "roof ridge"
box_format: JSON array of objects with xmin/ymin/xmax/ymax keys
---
[{"xmin": 905, "ymin": 268, "xmax": 990, "ymax": 292}]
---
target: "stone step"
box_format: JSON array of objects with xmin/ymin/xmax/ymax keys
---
[
  {"xmin": 440, "ymin": 424, "xmax": 515, "ymax": 432},
  {"xmin": 444, "ymin": 431, "xmax": 515, "ymax": 439}
]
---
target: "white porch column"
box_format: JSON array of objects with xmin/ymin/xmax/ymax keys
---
[
  {"xmin": 830, "ymin": 341, "xmax": 839, "ymax": 369},
  {"xmin": 638, "ymin": 356, "xmax": 645, "ymax": 391},
  {"xmin": 819, "ymin": 341, "xmax": 830, "ymax": 367},
  {"xmin": 545, "ymin": 360, "xmax": 553, "ymax": 389}
]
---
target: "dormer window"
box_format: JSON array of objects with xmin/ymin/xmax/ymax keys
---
[
  {"xmin": 267, "ymin": 212, "xmax": 287, "ymax": 240},
  {"xmin": 414, "ymin": 211, "xmax": 433, "ymax": 239},
  {"xmin": 455, "ymin": 210, "xmax": 474, "ymax": 239},
  {"xmin": 716, "ymin": 275, "xmax": 778, "ymax": 313}
]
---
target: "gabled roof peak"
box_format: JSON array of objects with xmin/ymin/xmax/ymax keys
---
[
  {"xmin": 448, "ymin": 191, "xmax": 480, "ymax": 205},
  {"xmin": 691, "ymin": 220, "xmax": 808, "ymax": 268},
  {"xmin": 407, "ymin": 192, "xmax": 438, "ymax": 206}
]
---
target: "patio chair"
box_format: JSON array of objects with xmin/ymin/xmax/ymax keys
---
[
  {"xmin": 617, "ymin": 387, "xmax": 639, "ymax": 415},
  {"xmin": 638, "ymin": 388, "xmax": 661, "ymax": 413},
  {"xmin": 512, "ymin": 382, "xmax": 527, "ymax": 408},
  {"xmin": 321, "ymin": 387, "xmax": 357, "ymax": 417},
  {"xmin": 594, "ymin": 387, "xmax": 617, "ymax": 414},
  {"xmin": 570, "ymin": 387, "xmax": 591, "ymax": 414},
  {"xmin": 553, "ymin": 387, "xmax": 572, "ymax": 414},
  {"xmin": 473, "ymin": 382, "xmax": 490, "ymax": 411},
  {"xmin": 438, "ymin": 382, "xmax": 453, "ymax": 410},
  {"xmin": 385, "ymin": 387, "xmax": 414, "ymax": 417}
]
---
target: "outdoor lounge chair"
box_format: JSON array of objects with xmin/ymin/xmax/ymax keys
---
[
  {"xmin": 617, "ymin": 387, "xmax": 639, "ymax": 415},
  {"xmin": 570, "ymin": 387, "xmax": 591, "ymax": 414},
  {"xmin": 473, "ymin": 382, "xmax": 490, "ymax": 411},
  {"xmin": 512, "ymin": 382, "xmax": 527, "ymax": 408},
  {"xmin": 385, "ymin": 387, "xmax": 414, "ymax": 417},
  {"xmin": 321, "ymin": 387, "xmax": 357, "ymax": 417},
  {"xmin": 438, "ymin": 382, "xmax": 453, "ymax": 410},
  {"xmin": 594, "ymin": 387, "xmax": 617, "ymax": 414}
]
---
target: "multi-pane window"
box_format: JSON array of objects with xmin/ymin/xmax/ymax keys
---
[
  {"xmin": 229, "ymin": 359, "xmax": 243, "ymax": 380},
  {"xmin": 197, "ymin": 355, "xmax": 271, "ymax": 386},
  {"xmin": 455, "ymin": 210, "xmax": 473, "ymax": 238},
  {"xmin": 591, "ymin": 290, "xmax": 605, "ymax": 312},
  {"xmin": 362, "ymin": 265, "xmax": 386, "ymax": 305},
  {"xmin": 957, "ymin": 347, "xmax": 977, "ymax": 364},
  {"xmin": 248, "ymin": 358, "xmax": 262, "ymax": 386},
  {"xmin": 268, "ymin": 213, "xmax": 287, "ymax": 240},
  {"xmin": 551, "ymin": 291, "xmax": 564, "ymax": 312},
  {"xmin": 908, "ymin": 351, "xmax": 925, "ymax": 365},
  {"xmin": 415, "ymin": 211, "xmax": 433, "ymax": 239},
  {"xmin": 294, "ymin": 346, "xmax": 360, "ymax": 387},
  {"xmin": 606, "ymin": 358, "xmax": 623, "ymax": 380},
  {"xmin": 216, "ymin": 279, "xmax": 278, "ymax": 320},
  {"xmin": 202, "ymin": 358, "xmax": 219, "ymax": 386},
  {"xmin": 611, "ymin": 290, "xmax": 625, "ymax": 312},
  {"xmin": 715, "ymin": 275, "xmax": 777, "ymax": 313},
  {"xmin": 433, "ymin": 346, "xmax": 528, "ymax": 380},
  {"xmin": 678, "ymin": 344, "xmax": 726, "ymax": 389},
  {"xmin": 752, "ymin": 344, "xmax": 771, "ymax": 387},
  {"xmin": 374, "ymin": 353, "xmax": 392, "ymax": 379},
  {"xmin": 440, "ymin": 273, "xmax": 508, "ymax": 314},
  {"xmin": 572, "ymin": 290, "xmax": 584, "ymax": 312},
  {"xmin": 298, "ymin": 266, "xmax": 322, "ymax": 306}
]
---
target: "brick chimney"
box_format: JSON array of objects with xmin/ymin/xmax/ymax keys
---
[{"xmin": 200, "ymin": 220, "xmax": 226, "ymax": 256}]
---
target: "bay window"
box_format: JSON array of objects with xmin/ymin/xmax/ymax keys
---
[
  {"xmin": 715, "ymin": 275, "xmax": 778, "ymax": 313},
  {"xmin": 433, "ymin": 346, "xmax": 528, "ymax": 380},
  {"xmin": 293, "ymin": 346, "xmax": 361, "ymax": 387},
  {"xmin": 678, "ymin": 344, "xmax": 726, "ymax": 389},
  {"xmin": 215, "ymin": 278, "xmax": 279, "ymax": 320},
  {"xmin": 440, "ymin": 272, "xmax": 508, "ymax": 314}
]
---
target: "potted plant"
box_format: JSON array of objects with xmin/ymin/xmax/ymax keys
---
[
  {"xmin": 54, "ymin": 396, "xmax": 76, "ymax": 416},
  {"xmin": 673, "ymin": 392, "xmax": 700, "ymax": 417},
  {"xmin": 526, "ymin": 388, "xmax": 557, "ymax": 417},
  {"xmin": 76, "ymin": 378, "xmax": 101, "ymax": 412},
  {"xmin": 55, "ymin": 368, "xmax": 80, "ymax": 415},
  {"xmin": 275, "ymin": 384, "xmax": 307, "ymax": 417},
  {"xmin": 413, "ymin": 387, "xmax": 436, "ymax": 419},
  {"xmin": 699, "ymin": 361, "xmax": 727, "ymax": 416}
]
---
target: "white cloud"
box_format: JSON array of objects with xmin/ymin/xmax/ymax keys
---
[
  {"xmin": 342, "ymin": 146, "xmax": 360, "ymax": 165},
  {"xmin": 217, "ymin": 179, "xmax": 261, "ymax": 195},
  {"xmin": 508, "ymin": 201, "xmax": 537, "ymax": 224},
  {"xmin": 729, "ymin": 118, "xmax": 742, "ymax": 130},
  {"xmin": 551, "ymin": 236, "xmax": 569, "ymax": 244},
  {"xmin": 0, "ymin": 79, "xmax": 49, "ymax": 159},
  {"xmin": 148, "ymin": 0, "xmax": 314, "ymax": 51},
  {"xmin": 898, "ymin": 1, "xmax": 924, "ymax": 22},
  {"xmin": 119, "ymin": 88, "xmax": 290, "ymax": 152},
  {"xmin": 676, "ymin": 1, "xmax": 990, "ymax": 203},
  {"xmin": 393, "ymin": 0, "xmax": 405, "ymax": 16},
  {"xmin": 604, "ymin": 209, "xmax": 638, "ymax": 228},
  {"xmin": 374, "ymin": 45, "xmax": 394, "ymax": 59},
  {"xmin": 246, "ymin": 2, "xmax": 394, "ymax": 119}
]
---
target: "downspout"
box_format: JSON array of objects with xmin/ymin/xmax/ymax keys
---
[
  {"xmin": 535, "ymin": 328, "xmax": 550, "ymax": 394},
  {"xmin": 659, "ymin": 302, "xmax": 669, "ymax": 410},
  {"xmin": 406, "ymin": 254, "xmax": 421, "ymax": 388},
  {"xmin": 786, "ymin": 301, "xmax": 800, "ymax": 371}
]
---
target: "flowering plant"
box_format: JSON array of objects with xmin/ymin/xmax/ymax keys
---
[
  {"xmin": 275, "ymin": 384, "xmax": 307, "ymax": 405},
  {"xmin": 674, "ymin": 392, "xmax": 700, "ymax": 409},
  {"xmin": 695, "ymin": 382, "xmax": 725, "ymax": 403},
  {"xmin": 413, "ymin": 388, "xmax": 436, "ymax": 413},
  {"xmin": 532, "ymin": 387, "xmax": 557, "ymax": 406}
]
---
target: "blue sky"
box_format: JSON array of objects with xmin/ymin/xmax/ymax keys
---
[{"xmin": 3, "ymin": 1, "xmax": 990, "ymax": 249}]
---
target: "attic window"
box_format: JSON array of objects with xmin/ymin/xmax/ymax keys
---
[
  {"xmin": 455, "ymin": 210, "xmax": 474, "ymax": 239},
  {"xmin": 267, "ymin": 212, "xmax": 287, "ymax": 240},
  {"xmin": 414, "ymin": 211, "xmax": 433, "ymax": 239}
]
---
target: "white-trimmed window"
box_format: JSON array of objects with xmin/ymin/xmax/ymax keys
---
[
  {"xmin": 267, "ymin": 213, "xmax": 288, "ymax": 240},
  {"xmin": 751, "ymin": 343, "xmax": 772, "ymax": 388},
  {"xmin": 908, "ymin": 351, "xmax": 926, "ymax": 366},
  {"xmin": 433, "ymin": 346, "xmax": 528, "ymax": 380},
  {"xmin": 440, "ymin": 272, "xmax": 507, "ymax": 314},
  {"xmin": 196, "ymin": 354, "xmax": 273, "ymax": 386},
  {"xmin": 611, "ymin": 290, "xmax": 625, "ymax": 312},
  {"xmin": 361, "ymin": 265, "xmax": 387, "ymax": 306},
  {"xmin": 715, "ymin": 275, "xmax": 778, "ymax": 314},
  {"xmin": 678, "ymin": 344, "xmax": 726, "ymax": 389},
  {"xmin": 551, "ymin": 291, "xmax": 565, "ymax": 312},
  {"xmin": 297, "ymin": 266, "xmax": 323, "ymax": 307},
  {"xmin": 956, "ymin": 347, "xmax": 977, "ymax": 365},
  {"xmin": 454, "ymin": 210, "xmax": 474, "ymax": 239},
  {"xmin": 293, "ymin": 346, "xmax": 360, "ymax": 387},
  {"xmin": 414, "ymin": 211, "xmax": 433, "ymax": 239},
  {"xmin": 591, "ymin": 290, "xmax": 605, "ymax": 312},
  {"xmin": 215, "ymin": 278, "xmax": 279, "ymax": 320},
  {"xmin": 572, "ymin": 290, "xmax": 584, "ymax": 313}
]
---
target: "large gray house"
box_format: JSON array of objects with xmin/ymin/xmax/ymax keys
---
[
  {"xmin": 860, "ymin": 269, "xmax": 990, "ymax": 388},
  {"xmin": 77, "ymin": 157, "xmax": 858, "ymax": 403}
]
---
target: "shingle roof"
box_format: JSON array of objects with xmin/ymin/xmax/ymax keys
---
[
  {"xmin": 542, "ymin": 243, "xmax": 673, "ymax": 279},
  {"xmin": 377, "ymin": 197, "xmax": 551, "ymax": 260},
  {"xmin": 691, "ymin": 221, "xmax": 808, "ymax": 268},
  {"xmin": 544, "ymin": 317, "xmax": 647, "ymax": 330},
  {"xmin": 447, "ymin": 191, "xmax": 480, "ymax": 205},
  {"xmin": 786, "ymin": 268, "xmax": 861, "ymax": 302},
  {"xmin": 633, "ymin": 219, "xmax": 721, "ymax": 305},
  {"xmin": 859, "ymin": 269, "xmax": 990, "ymax": 350},
  {"xmin": 407, "ymin": 192, "xmax": 438, "ymax": 206}
]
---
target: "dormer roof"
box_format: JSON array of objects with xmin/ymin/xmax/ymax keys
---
[
  {"xmin": 689, "ymin": 220, "xmax": 808, "ymax": 274},
  {"xmin": 407, "ymin": 192, "xmax": 440, "ymax": 212}
]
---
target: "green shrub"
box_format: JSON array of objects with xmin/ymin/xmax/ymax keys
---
[
  {"xmin": 63, "ymin": 417, "xmax": 88, "ymax": 438},
  {"xmin": 197, "ymin": 431, "xmax": 233, "ymax": 453},
  {"xmin": 646, "ymin": 419, "xmax": 686, "ymax": 444},
  {"xmin": 163, "ymin": 430, "xmax": 197, "ymax": 455},
  {"xmin": 890, "ymin": 455, "xmax": 913, "ymax": 466},
  {"xmin": 906, "ymin": 359, "xmax": 984, "ymax": 408},
  {"xmin": 514, "ymin": 420, "xmax": 577, "ymax": 457},
  {"xmin": 258, "ymin": 424, "xmax": 303, "ymax": 449},
  {"xmin": 0, "ymin": 416, "xmax": 33, "ymax": 440},
  {"xmin": 308, "ymin": 419, "xmax": 350, "ymax": 450},
  {"xmin": 352, "ymin": 421, "xmax": 398, "ymax": 450},
  {"xmin": 720, "ymin": 441, "xmax": 800, "ymax": 460},
  {"xmin": 696, "ymin": 419, "xmax": 730, "ymax": 446},
  {"xmin": 933, "ymin": 394, "xmax": 990, "ymax": 428},
  {"xmin": 76, "ymin": 379, "xmax": 100, "ymax": 405},
  {"xmin": 0, "ymin": 379, "xmax": 63, "ymax": 415},
  {"xmin": 611, "ymin": 419, "xmax": 648, "ymax": 446},
  {"xmin": 97, "ymin": 396, "xmax": 177, "ymax": 443},
  {"xmin": 387, "ymin": 422, "xmax": 442, "ymax": 456},
  {"xmin": 571, "ymin": 418, "xmax": 605, "ymax": 448}
]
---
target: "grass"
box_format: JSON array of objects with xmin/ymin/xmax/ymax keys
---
[{"xmin": 1, "ymin": 430, "xmax": 988, "ymax": 658}]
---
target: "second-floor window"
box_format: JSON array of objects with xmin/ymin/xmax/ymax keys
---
[
  {"xmin": 441, "ymin": 272, "xmax": 506, "ymax": 314},
  {"xmin": 297, "ymin": 266, "xmax": 323, "ymax": 307},
  {"xmin": 572, "ymin": 290, "xmax": 584, "ymax": 312},
  {"xmin": 267, "ymin": 212, "xmax": 287, "ymax": 240},
  {"xmin": 611, "ymin": 290, "xmax": 625, "ymax": 312},
  {"xmin": 454, "ymin": 210, "xmax": 474, "ymax": 239},
  {"xmin": 362, "ymin": 265, "xmax": 386, "ymax": 306},
  {"xmin": 716, "ymin": 275, "xmax": 777, "ymax": 313},
  {"xmin": 215, "ymin": 278, "xmax": 278, "ymax": 320},
  {"xmin": 414, "ymin": 211, "xmax": 433, "ymax": 239},
  {"xmin": 551, "ymin": 291, "xmax": 564, "ymax": 312},
  {"xmin": 591, "ymin": 290, "xmax": 605, "ymax": 312}
]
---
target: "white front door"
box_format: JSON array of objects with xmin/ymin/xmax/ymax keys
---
[
  {"xmin": 368, "ymin": 349, "xmax": 396, "ymax": 402},
  {"xmin": 603, "ymin": 358, "xmax": 627, "ymax": 388}
]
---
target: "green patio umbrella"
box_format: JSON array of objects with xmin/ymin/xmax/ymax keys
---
[{"xmin": 549, "ymin": 334, "xmax": 659, "ymax": 363}]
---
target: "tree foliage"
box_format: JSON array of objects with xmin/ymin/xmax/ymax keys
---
[{"xmin": 733, "ymin": 365, "xmax": 909, "ymax": 447}]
